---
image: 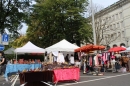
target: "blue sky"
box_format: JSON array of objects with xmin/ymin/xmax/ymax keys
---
[{"xmin": 20, "ymin": 0, "xmax": 119, "ymax": 34}]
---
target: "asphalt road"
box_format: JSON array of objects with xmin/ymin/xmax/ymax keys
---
[{"xmin": 0, "ymin": 72, "xmax": 130, "ymax": 86}]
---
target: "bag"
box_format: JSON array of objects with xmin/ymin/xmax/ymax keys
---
[{"xmin": 120, "ymin": 67, "xmax": 126, "ymax": 73}]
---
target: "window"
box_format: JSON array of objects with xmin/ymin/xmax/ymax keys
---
[
  {"xmin": 106, "ymin": 17, "xmax": 108, "ymax": 21},
  {"xmin": 116, "ymin": 14, "xmax": 118, "ymax": 19},
  {"xmin": 114, "ymin": 33, "xmax": 117, "ymax": 39},
  {"xmin": 119, "ymin": 12, "xmax": 123, "ymax": 18},
  {"xmin": 109, "ymin": 17, "xmax": 111, "ymax": 21},
  {"xmin": 105, "ymin": 36, "xmax": 108, "ymax": 41},
  {"xmin": 110, "ymin": 25, "xmax": 112, "ymax": 30},
  {"xmin": 107, "ymin": 26, "xmax": 109, "ymax": 30},
  {"xmin": 120, "ymin": 21, "xmax": 124, "ymax": 28},
  {"xmin": 122, "ymin": 31, "xmax": 125, "ymax": 37},
  {"xmin": 113, "ymin": 24, "xmax": 116, "ymax": 29},
  {"xmin": 118, "ymin": 32, "xmax": 121, "ymax": 40},
  {"xmin": 111, "ymin": 34, "xmax": 114, "ymax": 38},
  {"xmin": 108, "ymin": 35, "xmax": 110, "ymax": 38},
  {"xmin": 112, "ymin": 15, "xmax": 115, "ymax": 21},
  {"xmin": 117, "ymin": 23, "xmax": 120, "ymax": 28}
]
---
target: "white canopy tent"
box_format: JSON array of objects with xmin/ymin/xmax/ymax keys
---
[
  {"xmin": 45, "ymin": 39, "xmax": 79, "ymax": 52},
  {"xmin": 15, "ymin": 41, "xmax": 45, "ymax": 53},
  {"xmin": 14, "ymin": 41, "xmax": 45, "ymax": 61}
]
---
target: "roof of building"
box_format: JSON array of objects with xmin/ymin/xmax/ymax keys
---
[{"xmin": 93, "ymin": 0, "xmax": 130, "ymax": 18}]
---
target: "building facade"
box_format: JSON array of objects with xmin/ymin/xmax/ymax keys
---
[{"xmin": 93, "ymin": 0, "xmax": 130, "ymax": 47}]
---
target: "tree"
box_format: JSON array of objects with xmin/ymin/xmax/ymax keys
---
[
  {"xmin": 0, "ymin": 0, "xmax": 31, "ymax": 34},
  {"xmin": 12, "ymin": 35, "xmax": 28, "ymax": 48},
  {"xmin": 26, "ymin": 0, "xmax": 89, "ymax": 47},
  {"xmin": 87, "ymin": 4, "xmax": 121, "ymax": 45},
  {"xmin": 78, "ymin": 22, "xmax": 93, "ymax": 44}
]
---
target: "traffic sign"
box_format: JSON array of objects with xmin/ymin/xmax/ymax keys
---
[
  {"xmin": 2, "ymin": 33, "xmax": 9, "ymax": 45},
  {"xmin": 0, "ymin": 44, "xmax": 4, "ymax": 51}
]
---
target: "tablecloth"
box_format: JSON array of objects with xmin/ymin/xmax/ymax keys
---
[
  {"xmin": 4, "ymin": 64, "xmax": 41, "ymax": 78},
  {"xmin": 53, "ymin": 68, "xmax": 80, "ymax": 83}
]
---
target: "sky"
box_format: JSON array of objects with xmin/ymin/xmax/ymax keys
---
[{"xmin": 20, "ymin": 0, "xmax": 120, "ymax": 34}]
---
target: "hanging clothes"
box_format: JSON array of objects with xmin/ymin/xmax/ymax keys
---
[
  {"xmin": 105, "ymin": 53, "xmax": 108, "ymax": 61},
  {"xmin": 89, "ymin": 56, "xmax": 93, "ymax": 66},
  {"xmin": 94, "ymin": 55, "xmax": 99, "ymax": 66},
  {"xmin": 102, "ymin": 53, "xmax": 106, "ymax": 62},
  {"xmin": 111, "ymin": 52, "xmax": 115, "ymax": 59}
]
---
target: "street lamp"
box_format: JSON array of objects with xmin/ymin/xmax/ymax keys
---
[{"xmin": 91, "ymin": 0, "xmax": 96, "ymax": 45}]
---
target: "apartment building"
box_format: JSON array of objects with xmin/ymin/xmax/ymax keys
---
[{"xmin": 93, "ymin": 0, "xmax": 130, "ymax": 47}]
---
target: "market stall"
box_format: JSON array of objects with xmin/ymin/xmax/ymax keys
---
[
  {"xmin": 75, "ymin": 44, "xmax": 105, "ymax": 75},
  {"xmin": 18, "ymin": 63, "xmax": 80, "ymax": 86},
  {"xmin": 5, "ymin": 41, "xmax": 45, "ymax": 86}
]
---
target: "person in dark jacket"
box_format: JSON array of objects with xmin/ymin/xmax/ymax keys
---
[{"xmin": 0, "ymin": 51, "xmax": 7, "ymax": 75}]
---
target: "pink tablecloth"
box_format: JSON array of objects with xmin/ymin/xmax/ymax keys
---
[{"xmin": 53, "ymin": 68, "xmax": 80, "ymax": 83}]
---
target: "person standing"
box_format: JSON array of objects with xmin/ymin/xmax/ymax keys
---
[
  {"xmin": 128, "ymin": 58, "xmax": 130, "ymax": 72},
  {"xmin": 69, "ymin": 54, "xmax": 74, "ymax": 66},
  {"xmin": 44, "ymin": 51, "xmax": 48, "ymax": 62},
  {"xmin": 0, "ymin": 51, "xmax": 7, "ymax": 75},
  {"xmin": 65, "ymin": 54, "xmax": 69, "ymax": 63}
]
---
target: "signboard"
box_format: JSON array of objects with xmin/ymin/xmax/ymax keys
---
[
  {"xmin": 0, "ymin": 44, "xmax": 4, "ymax": 51},
  {"xmin": 2, "ymin": 33, "xmax": 9, "ymax": 45}
]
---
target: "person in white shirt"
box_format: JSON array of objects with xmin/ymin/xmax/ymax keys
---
[
  {"xmin": 57, "ymin": 52, "xmax": 65, "ymax": 63},
  {"xmin": 69, "ymin": 54, "xmax": 74, "ymax": 66},
  {"xmin": 75, "ymin": 60, "xmax": 80, "ymax": 68}
]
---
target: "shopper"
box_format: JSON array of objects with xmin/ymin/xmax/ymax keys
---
[{"xmin": 0, "ymin": 51, "xmax": 7, "ymax": 75}]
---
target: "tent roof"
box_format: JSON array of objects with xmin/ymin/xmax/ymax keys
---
[
  {"xmin": 45, "ymin": 39, "xmax": 79, "ymax": 52},
  {"xmin": 14, "ymin": 41, "xmax": 45, "ymax": 53},
  {"xmin": 4, "ymin": 47, "xmax": 15, "ymax": 54}
]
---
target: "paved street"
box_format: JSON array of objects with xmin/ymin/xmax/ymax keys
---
[{"xmin": 0, "ymin": 72, "xmax": 130, "ymax": 86}]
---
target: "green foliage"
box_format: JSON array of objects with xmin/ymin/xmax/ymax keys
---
[
  {"xmin": 0, "ymin": 0, "xmax": 31, "ymax": 34},
  {"xmin": 78, "ymin": 23, "xmax": 93, "ymax": 44},
  {"xmin": 5, "ymin": 54, "xmax": 15, "ymax": 60},
  {"xmin": 26, "ymin": 0, "xmax": 90, "ymax": 47},
  {"xmin": 12, "ymin": 35, "xmax": 28, "ymax": 48}
]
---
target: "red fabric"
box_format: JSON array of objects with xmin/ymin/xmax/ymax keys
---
[{"xmin": 53, "ymin": 68, "xmax": 80, "ymax": 83}]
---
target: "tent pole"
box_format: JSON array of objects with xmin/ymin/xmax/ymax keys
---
[{"xmin": 16, "ymin": 53, "xmax": 17, "ymax": 63}]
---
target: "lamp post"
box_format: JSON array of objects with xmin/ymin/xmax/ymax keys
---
[
  {"xmin": 83, "ymin": 0, "xmax": 97, "ymax": 74},
  {"xmin": 91, "ymin": 0, "xmax": 96, "ymax": 45}
]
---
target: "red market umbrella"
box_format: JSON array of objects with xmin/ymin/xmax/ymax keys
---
[
  {"xmin": 75, "ymin": 44, "xmax": 105, "ymax": 52},
  {"xmin": 90, "ymin": 45, "xmax": 105, "ymax": 51},
  {"xmin": 108, "ymin": 46, "xmax": 126, "ymax": 52},
  {"xmin": 74, "ymin": 44, "xmax": 93, "ymax": 52}
]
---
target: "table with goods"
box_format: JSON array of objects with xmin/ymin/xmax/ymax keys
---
[{"xmin": 18, "ymin": 63, "xmax": 80, "ymax": 86}]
